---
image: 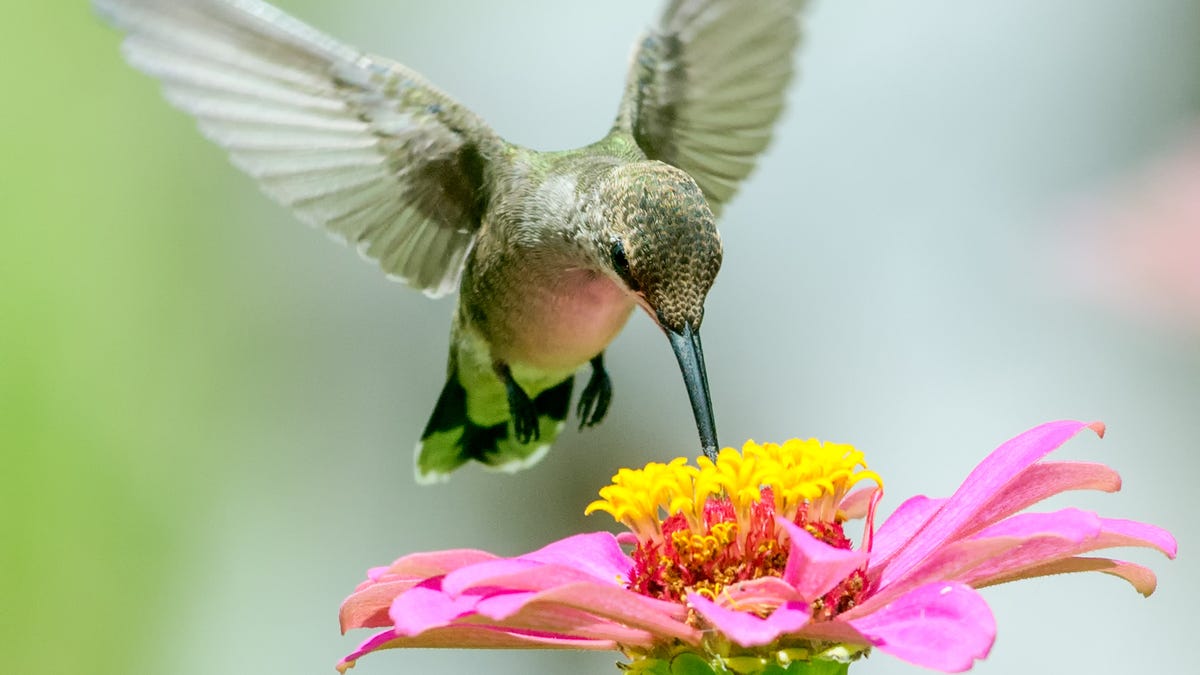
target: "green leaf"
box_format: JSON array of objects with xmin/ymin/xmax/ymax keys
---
[
  {"xmin": 670, "ymin": 652, "xmax": 720, "ymax": 675},
  {"xmin": 785, "ymin": 660, "xmax": 850, "ymax": 675},
  {"xmin": 747, "ymin": 660, "xmax": 849, "ymax": 675},
  {"xmin": 625, "ymin": 659, "xmax": 672, "ymax": 675},
  {"xmin": 627, "ymin": 649, "xmax": 857, "ymax": 675},
  {"xmin": 724, "ymin": 656, "xmax": 770, "ymax": 674}
]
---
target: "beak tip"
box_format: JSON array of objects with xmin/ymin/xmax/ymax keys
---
[{"xmin": 667, "ymin": 326, "xmax": 719, "ymax": 458}]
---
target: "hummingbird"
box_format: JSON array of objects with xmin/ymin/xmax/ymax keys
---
[{"xmin": 95, "ymin": 0, "xmax": 807, "ymax": 481}]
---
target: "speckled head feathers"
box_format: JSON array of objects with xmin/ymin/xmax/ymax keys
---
[{"xmin": 600, "ymin": 162, "xmax": 723, "ymax": 331}]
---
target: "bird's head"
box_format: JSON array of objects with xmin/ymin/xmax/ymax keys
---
[{"xmin": 596, "ymin": 161, "xmax": 724, "ymax": 458}]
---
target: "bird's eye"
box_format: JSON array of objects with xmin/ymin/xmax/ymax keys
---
[{"xmin": 610, "ymin": 239, "xmax": 639, "ymax": 291}]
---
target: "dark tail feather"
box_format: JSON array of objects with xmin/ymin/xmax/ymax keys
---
[{"xmin": 414, "ymin": 374, "xmax": 574, "ymax": 483}]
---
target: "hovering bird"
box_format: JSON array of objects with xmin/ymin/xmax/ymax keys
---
[{"xmin": 95, "ymin": 0, "xmax": 807, "ymax": 481}]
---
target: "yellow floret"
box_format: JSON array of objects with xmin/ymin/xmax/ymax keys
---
[
  {"xmin": 585, "ymin": 457, "xmax": 700, "ymax": 537},
  {"xmin": 587, "ymin": 438, "xmax": 882, "ymax": 537}
]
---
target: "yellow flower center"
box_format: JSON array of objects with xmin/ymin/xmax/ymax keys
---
[
  {"xmin": 586, "ymin": 439, "xmax": 881, "ymax": 610},
  {"xmin": 587, "ymin": 439, "xmax": 880, "ymax": 540}
]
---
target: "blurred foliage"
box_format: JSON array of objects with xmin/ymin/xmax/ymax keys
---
[{"xmin": 0, "ymin": 5, "xmax": 235, "ymax": 673}]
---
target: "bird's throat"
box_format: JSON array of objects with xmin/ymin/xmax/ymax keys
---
[{"xmin": 490, "ymin": 269, "xmax": 635, "ymax": 372}]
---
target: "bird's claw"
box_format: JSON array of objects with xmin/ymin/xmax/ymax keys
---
[
  {"xmin": 577, "ymin": 353, "xmax": 612, "ymax": 430},
  {"xmin": 511, "ymin": 394, "xmax": 540, "ymax": 444},
  {"xmin": 497, "ymin": 361, "xmax": 540, "ymax": 444}
]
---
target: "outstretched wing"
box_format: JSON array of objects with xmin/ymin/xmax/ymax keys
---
[
  {"xmin": 616, "ymin": 0, "xmax": 807, "ymax": 216},
  {"xmin": 95, "ymin": 0, "xmax": 503, "ymax": 297}
]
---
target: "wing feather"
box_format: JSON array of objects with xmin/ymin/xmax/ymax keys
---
[
  {"xmin": 95, "ymin": 0, "xmax": 501, "ymax": 297},
  {"xmin": 616, "ymin": 0, "xmax": 808, "ymax": 215}
]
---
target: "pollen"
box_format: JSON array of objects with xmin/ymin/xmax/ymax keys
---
[{"xmin": 587, "ymin": 438, "xmax": 881, "ymax": 623}]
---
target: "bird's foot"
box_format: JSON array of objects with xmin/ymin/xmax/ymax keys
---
[
  {"xmin": 496, "ymin": 361, "xmax": 540, "ymax": 444},
  {"xmin": 577, "ymin": 353, "xmax": 613, "ymax": 430}
]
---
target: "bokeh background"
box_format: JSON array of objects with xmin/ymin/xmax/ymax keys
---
[{"xmin": 3, "ymin": 1, "xmax": 1196, "ymax": 674}]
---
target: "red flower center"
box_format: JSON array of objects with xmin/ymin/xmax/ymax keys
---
[{"xmin": 626, "ymin": 488, "xmax": 867, "ymax": 621}]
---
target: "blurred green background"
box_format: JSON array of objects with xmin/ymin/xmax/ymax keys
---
[{"xmin": 2, "ymin": 2, "xmax": 1196, "ymax": 674}]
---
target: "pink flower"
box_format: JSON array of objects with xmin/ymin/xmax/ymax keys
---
[{"xmin": 337, "ymin": 421, "xmax": 1176, "ymax": 673}]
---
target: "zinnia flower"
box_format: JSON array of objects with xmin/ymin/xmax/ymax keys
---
[{"xmin": 337, "ymin": 420, "xmax": 1176, "ymax": 673}]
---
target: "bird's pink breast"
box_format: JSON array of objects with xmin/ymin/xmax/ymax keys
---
[{"xmin": 505, "ymin": 269, "xmax": 636, "ymax": 372}]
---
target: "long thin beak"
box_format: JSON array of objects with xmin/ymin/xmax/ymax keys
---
[{"xmin": 667, "ymin": 324, "xmax": 719, "ymax": 461}]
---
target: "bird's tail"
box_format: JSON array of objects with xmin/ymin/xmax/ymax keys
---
[{"xmin": 414, "ymin": 366, "xmax": 574, "ymax": 483}]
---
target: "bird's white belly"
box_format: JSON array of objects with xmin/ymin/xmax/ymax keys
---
[{"xmin": 505, "ymin": 269, "xmax": 636, "ymax": 371}]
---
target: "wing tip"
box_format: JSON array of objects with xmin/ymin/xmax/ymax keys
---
[
  {"xmin": 412, "ymin": 440, "xmax": 454, "ymax": 485},
  {"xmin": 481, "ymin": 444, "xmax": 553, "ymax": 475}
]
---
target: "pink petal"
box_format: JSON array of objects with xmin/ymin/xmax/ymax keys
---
[
  {"xmin": 363, "ymin": 566, "xmax": 390, "ymax": 584},
  {"xmin": 975, "ymin": 556, "xmax": 1162, "ymax": 596},
  {"xmin": 879, "ymin": 501, "xmax": 1176, "ymax": 606},
  {"xmin": 853, "ymin": 537, "xmax": 1019, "ymax": 617},
  {"xmin": 520, "ymin": 531, "xmax": 633, "ymax": 581},
  {"xmin": 339, "ymin": 630, "xmax": 400, "ymax": 672},
  {"xmin": 849, "ymin": 582, "xmax": 995, "ymax": 673},
  {"xmin": 474, "ymin": 591, "xmax": 541, "ymax": 620},
  {"xmin": 507, "ymin": 582, "xmax": 698, "ymax": 643},
  {"xmin": 958, "ymin": 539, "xmax": 1105, "ymax": 591},
  {"xmin": 342, "ymin": 550, "xmax": 503, "ymax": 630},
  {"xmin": 1096, "ymin": 517, "xmax": 1178, "ymax": 559},
  {"xmin": 972, "ymin": 508, "xmax": 1102, "ymax": 542},
  {"xmin": 341, "ymin": 580, "xmax": 423, "ymax": 631},
  {"xmin": 386, "ymin": 581, "xmax": 664, "ymax": 647},
  {"xmin": 336, "ymin": 626, "xmax": 615, "ymax": 672},
  {"xmin": 389, "ymin": 580, "xmax": 483, "ymax": 637},
  {"xmin": 867, "ymin": 511, "xmax": 1172, "ymax": 610},
  {"xmin": 688, "ymin": 592, "xmax": 811, "ymax": 647},
  {"xmin": 876, "ymin": 421, "xmax": 1102, "ymax": 588},
  {"xmin": 838, "ymin": 487, "xmax": 879, "ymax": 520},
  {"xmin": 961, "ymin": 513, "xmax": 1177, "ymax": 590},
  {"xmin": 470, "ymin": 597, "xmax": 664, "ymax": 646},
  {"xmin": 441, "ymin": 532, "xmax": 630, "ymax": 596},
  {"xmin": 442, "ymin": 577, "xmax": 697, "ymax": 644},
  {"xmin": 870, "ymin": 495, "xmax": 945, "ymax": 565},
  {"xmin": 963, "ymin": 461, "xmax": 1121, "ymax": 536},
  {"xmin": 343, "ymin": 535, "xmax": 637, "ymax": 634},
  {"xmin": 779, "ymin": 519, "xmax": 868, "ymax": 601},
  {"xmin": 368, "ymin": 549, "xmax": 498, "ymax": 584},
  {"xmin": 442, "ymin": 559, "xmax": 600, "ymax": 595},
  {"xmin": 721, "ymin": 577, "xmax": 802, "ymax": 607}
]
